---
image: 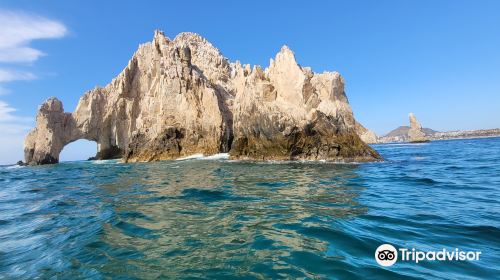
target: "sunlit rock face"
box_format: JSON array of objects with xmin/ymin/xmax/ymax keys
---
[
  {"xmin": 408, "ymin": 113, "xmax": 428, "ymax": 142},
  {"xmin": 24, "ymin": 30, "xmax": 381, "ymax": 165},
  {"xmin": 355, "ymin": 122, "xmax": 378, "ymax": 144}
]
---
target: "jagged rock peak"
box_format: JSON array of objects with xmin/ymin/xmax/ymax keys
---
[
  {"xmin": 154, "ymin": 29, "xmax": 166, "ymax": 39},
  {"xmin": 153, "ymin": 29, "xmax": 167, "ymax": 41},
  {"xmin": 276, "ymin": 45, "xmax": 296, "ymax": 61},
  {"xmin": 408, "ymin": 113, "xmax": 428, "ymax": 142},
  {"xmin": 40, "ymin": 97, "xmax": 64, "ymax": 113},
  {"xmin": 23, "ymin": 30, "xmax": 381, "ymax": 165},
  {"xmin": 409, "ymin": 113, "xmax": 422, "ymax": 129}
]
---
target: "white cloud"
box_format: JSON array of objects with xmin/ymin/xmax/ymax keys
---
[
  {"xmin": 0, "ymin": 100, "xmax": 32, "ymax": 164},
  {"xmin": 0, "ymin": 83, "xmax": 33, "ymax": 165},
  {"xmin": 0, "ymin": 10, "xmax": 66, "ymax": 84},
  {"xmin": 0, "ymin": 69, "xmax": 36, "ymax": 82},
  {"xmin": 0, "ymin": 100, "xmax": 16, "ymax": 120},
  {"xmin": 0, "ymin": 10, "xmax": 66, "ymax": 164},
  {"xmin": 0, "ymin": 10, "xmax": 67, "ymax": 63},
  {"xmin": 0, "ymin": 100, "xmax": 32, "ymax": 130}
]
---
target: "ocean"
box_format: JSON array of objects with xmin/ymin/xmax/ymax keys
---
[{"xmin": 0, "ymin": 137, "xmax": 499, "ymax": 279}]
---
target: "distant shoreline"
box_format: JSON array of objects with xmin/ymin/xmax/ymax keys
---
[
  {"xmin": 377, "ymin": 128, "xmax": 500, "ymax": 144},
  {"xmin": 375, "ymin": 134, "xmax": 500, "ymax": 145}
]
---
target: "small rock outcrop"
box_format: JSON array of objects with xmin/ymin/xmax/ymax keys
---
[
  {"xmin": 408, "ymin": 113, "xmax": 428, "ymax": 142},
  {"xmin": 24, "ymin": 30, "xmax": 381, "ymax": 165},
  {"xmin": 355, "ymin": 121, "xmax": 378, "ymax": 144}
]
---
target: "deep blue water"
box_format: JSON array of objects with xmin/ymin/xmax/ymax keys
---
[{"xmin": 0, "ymin": 138, "xmax": 499, "ymax": 279}]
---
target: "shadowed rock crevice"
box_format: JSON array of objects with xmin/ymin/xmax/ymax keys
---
[
  {"xmin": 124, "ymin": 126, "xmax": 185, "ymax": 162},
  {"xmin": 24, "ymin": 30, "xmax": 381, "ymax": 165},
  {"xmin": 92, "ymin": 145, "xmax": 123, "ymax": 160},
  {"xmin": 214, "ymin": 85, "xmax": 234, "ymax": 153}
]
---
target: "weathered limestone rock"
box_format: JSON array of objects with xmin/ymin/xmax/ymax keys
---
[
  {"xmin": 355, "ymin": 121, "xmax": 378, "ymax": 144},
  {"xmin": 24, "ymin": 98, "xmax": 70, "ymax": 165},
  {"xmin": 408, "ymin": 113, "xmax": 428, "ymax": 142},
  {"xmin": 229, "ymin": 47, "xmax": 379, "ymax": 160},
  {"xmin": 24, "ymin": 30, "xmax": 381, "ymax": 165}
]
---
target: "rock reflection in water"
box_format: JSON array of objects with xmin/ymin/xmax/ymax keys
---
[{"xmin": 90, "ymin": 161, "xmax": 366, "ymax": 278}]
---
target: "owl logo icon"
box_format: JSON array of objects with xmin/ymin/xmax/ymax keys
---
[{"xmin": 375, "ymin": 244, "xmax": 398, "ymax": 266}]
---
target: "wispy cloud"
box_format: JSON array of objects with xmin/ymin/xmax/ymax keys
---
[
  {"xmin": 0, "ymin": 9, "xmax": 66, "ymax": 84},
  {"xmin": 0, "ymin": 69, "xmax": 36, "ymax": 82},
  {"xmin": 0, "ymin": 100, "xmax": 32, "ymax": 164},
  {"xmin": 0, "ymin": 101, "xmax": 32, "ymax": 156},
  {"xmin": 0, "ymin": 100, "xmax": 31, "ymax": 124},
  {"xmin": 0, "ymin": 10, "xmax": 66, "ymax": 164},
  {"xmin": 0, "ymin": 100, "xmax": 17, "ymax": 121},
  {"xmin": 0, "ymin": 10, "xmax": 67, "ymax": 63}
]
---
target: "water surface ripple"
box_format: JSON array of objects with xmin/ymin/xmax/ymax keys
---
[{"xmin": 0, "ymin": 138, "xmax": 499, "ymax": 279}]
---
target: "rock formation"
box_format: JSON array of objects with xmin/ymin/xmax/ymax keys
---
[
  {"xmin": 24, "ymin": 30, "xmax": 381, "ymax": 165},
  {"xmin": 355, "ymin": 122, "xmax": 378, "ymax": 144},
  {"xmin": 408, "ymin": 113, "xmax": 428, "ymax": 142}
]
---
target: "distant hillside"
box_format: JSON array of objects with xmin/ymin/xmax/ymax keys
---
[
  {"xmin": 378, "ymin": 113, "xmax": 500, "ymax": 144},
  {"xmin": 379, "ymin": 126, "xmax": 500, "ymax": 143},
  {"xmin": 383, "ymin": 126, "xmax": 437, "ymax": 138}
]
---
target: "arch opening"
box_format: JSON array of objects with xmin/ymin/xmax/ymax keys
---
[{"xmin": 59, "ymin": 139, "xmax": 98, "ymax": 162}]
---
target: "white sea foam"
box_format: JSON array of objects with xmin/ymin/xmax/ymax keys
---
[
  {"xmin": 91, "ymin": 159, "xmax": 119, "ymax": 164},
  {"xmin": 203, "ymin": 153, "xmax": 230, "ymax": 160},
  {"xmin": 176, "ymin": 153, "xmax": 205, "ymax": 161},
  {"xmin": 5, "ymin": 165, "xmax": 24, "ymax": 169},
  {"xmin": 176, "ymin": 153, "xmax": 230, "ymax": 161}
]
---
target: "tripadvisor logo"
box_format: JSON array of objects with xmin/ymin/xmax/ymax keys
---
[
  {"xmin": 375, "ymin": 244, "xmax": 481, "ymax": 267},
  {"xmin": 375, "ymin": 244, "xmax": 398, "ymax": 267}
]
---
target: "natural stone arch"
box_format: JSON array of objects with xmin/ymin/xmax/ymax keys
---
[{"xmin": 24, "ymin": 97, "xmax": 123, "ymax": 165}]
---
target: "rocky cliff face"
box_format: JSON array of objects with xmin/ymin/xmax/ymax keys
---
[{"xmin": 24, "ymin": 30, "xmax": 381, "ymax": 165}]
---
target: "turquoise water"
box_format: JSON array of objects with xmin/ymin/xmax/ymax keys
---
[{"xmin": 1, "ymin": 138, "xmax": 499, "ymax": 279}]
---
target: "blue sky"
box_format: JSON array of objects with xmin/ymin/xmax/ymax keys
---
[{"xmin": 0, "ymin": 0, "xmax": 499, "ymax": 164}]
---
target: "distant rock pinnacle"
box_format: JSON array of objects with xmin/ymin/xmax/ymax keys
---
[{"xmin": 408, "ymin": 113, "xmax": 428, "ymax": 142}]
